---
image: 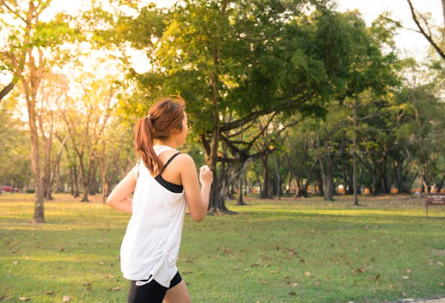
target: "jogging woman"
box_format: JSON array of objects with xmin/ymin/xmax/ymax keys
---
[{"xmin": 107, "ymin": 96, "xmax": 213, "ymax": 303}]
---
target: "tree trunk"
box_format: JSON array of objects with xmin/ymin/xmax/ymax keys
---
[
  {"xmin": 81, "ymin": 182, "xmax": 91, "ymax": 202},
  {"xmin": 206, "ymin": 130, "xmax": 230, "ymax": 213},
  {"xmin": 260, "ymin": 154, "xmax": 273, "ymax": 199},
  {"xmin": 295, "ymin": 179, "xmax": 308, "ymax": 198},
  {"xmin": 205, "ymin": 1, "xmax": 233, "ymax": 214},
  {"xmin": 323, "ymin": 165, "xmax": 334, "ymax": 201},
  {"xmin": 80, "ymin": 159, "xmax": 97, "ymax": 202},
  {"xmin": 42, "ymin": 134, "xmax": 53, "ymax": 200},
  {"xmin": 274, "ymin": 156, "xmax": 281, "ymax": 200},
  {"xmin": 342, "ymin": 154, "xmax": 349, "ymax": 195},
  {"xmin": 27, "ymin": 99, "xmax": 45, "ymax": 223},
  {"xmin": 352, "ymin": 105, "xmax": 359, "ymax": 206},
  {"xmin": 228, "ymin": 184, "xmax": 235, "ymax": 200},
  {"xmin": 317, "ymin": 170, "xmax": 324, "ymax": 196},
  {"xmin": 101, "ymin": 141, "xmax": 108, "ymax": 204},
  {"xmin": 49, "ymin": 136, "xmax": 68, "ymax": 197},
  {"xmin": 73, "ymin": 162, "xmax": 80, "ymax": 198},
  {"xmin": 318, "ymin": 153, "xmax": 333, "ymax": 201},
  {"xmin": 236, "ymin": 172, "xmax": 246, "ymax": 205},
  {"xmin": 437, "ymin": 174, "xmax": 445, "ymax": 192}
]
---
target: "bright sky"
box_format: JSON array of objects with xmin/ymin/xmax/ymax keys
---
[{"xmin": 336, "ymin": 0, "xmax": 442, "ymax": 62}]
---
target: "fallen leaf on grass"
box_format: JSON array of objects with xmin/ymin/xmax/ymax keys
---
[
  {"xmin": 110, "ymin": 287, "xmax": 120, "ymax": 291},
  {"xmin": 259, "ymin": 281, "xmax": 269, "ymax": 285},
  {"xmin": 59, "ymin": 247, "xmax": 65, "ymax": 252},
  {"xmin": 18, "ymin": 298, "xmax": 30, "ymax": 301},
  {"xmin": 304, "ymin": 272, "xmax": 311, "ymax": 277},
  {"xmin": 45, "ymin": 291, "xmax": 55, "ymax": 296},
  {"xmin": 289, "ymin": 291, "xmax": 296, "ymax": 296},
  {"xmin": 432, "ymin": 249, "xmax": 445, "ymax": 256},
  {"xmin": 62, "ymin": 296, "xmax": 71, "ymax": 302},
  {"xmin": 403, "ymin": 276, "xmax": 410, "ymax": 279},
  {"xmin": 82, "ymin": 282, "xmax": 91, "ymax": 287},
  {"xmin": 375, "ymin": 274, "xmax": 381, "ymax": 281},
  {"xmin": 292, "ymin": 283, "xmax": 298, "ymax": 287}
]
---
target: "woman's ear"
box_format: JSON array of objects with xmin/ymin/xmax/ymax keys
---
[{"xmin": 172, "ymin": 127, "xmax": 182, "ymax": 135}]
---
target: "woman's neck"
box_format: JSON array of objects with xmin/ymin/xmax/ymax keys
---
[{"xmin": 153, "ymin": 139, "xmax": 178, "ymax": 149}]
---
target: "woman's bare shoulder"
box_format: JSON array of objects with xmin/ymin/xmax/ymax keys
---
[{"xmin": 176, "ymin": 153, "xmax": 195, "ymax": 166}]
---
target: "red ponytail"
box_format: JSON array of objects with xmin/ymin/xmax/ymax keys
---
[{"xmin": 134, "ymin": 96, "xmax": 185, "ymax": 176}]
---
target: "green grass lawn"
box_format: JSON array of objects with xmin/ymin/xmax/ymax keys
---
[{"xmin": 0, "ymin": 193, "xmax": 444, "ymax": 303}]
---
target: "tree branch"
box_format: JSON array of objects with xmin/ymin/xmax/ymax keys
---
[
  {"xmin": 0, "ymin": 0, "xmax": 28, "ymax": 24},
  {"xmin": 0, "ymin": 81, "xmax": 15, "ymax": 102},
  {"xmin": 406, "ymin": 0, "xmax": 445, "ymax": 61}
]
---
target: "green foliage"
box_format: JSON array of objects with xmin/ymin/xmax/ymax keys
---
[
  {"xmin": 116, "ymin": 0, "xmax": 398, "ymax": 137},
  {"xmin": 0, "ymin": 2, "xmax": 80, "ymax": 67},
  {"xmin": 34, "ymin": 14, "xmax": 81, "ymax": 48}
]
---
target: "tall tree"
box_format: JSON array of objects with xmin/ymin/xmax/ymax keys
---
[
  {"xmin": 0, "ymin": 0, "xmax": 77, "ymax": 222},
  {"xmin": 123, "ymin": 0, "xmax": 349, "ymax": 212}
]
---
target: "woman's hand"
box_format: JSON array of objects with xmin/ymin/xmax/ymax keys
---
[{"xmin": 199, "ymin": 165, "xmax": 213, "ymax": 187}]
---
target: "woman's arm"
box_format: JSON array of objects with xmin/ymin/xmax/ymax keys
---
[
  {"xmin": 106, "ymin": 168, "xmax": 137, "ymax": 214},
  {"xmin": 178, "ymin": 155, "xmax": 213, "ymax": 222}
]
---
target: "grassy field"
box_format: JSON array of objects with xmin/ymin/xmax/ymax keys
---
[{"xmin": 0, "ymin": 193, "xmax": 444, "ymax": 303}]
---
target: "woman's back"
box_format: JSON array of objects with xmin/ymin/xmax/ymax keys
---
[{"xmin": 121, "ymin": 145, "xmax": 187, "ymax": 288}]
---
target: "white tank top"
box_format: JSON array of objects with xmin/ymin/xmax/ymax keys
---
[{"xmin": 120, "ymin": 145, "xmax": 187, "ymax": 287}]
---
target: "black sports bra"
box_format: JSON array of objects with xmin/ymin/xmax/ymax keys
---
[{"xmin": 137, "ymin": 152, "xmax": 183, "ymax": 193}]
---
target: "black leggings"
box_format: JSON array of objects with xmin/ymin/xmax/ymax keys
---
[{"xmin": 128, "ymin": 271, "xmax": 182, "ymax": 303}]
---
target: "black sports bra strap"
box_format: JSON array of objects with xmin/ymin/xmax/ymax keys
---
[{"xmin": 158, "ymin": 152, "xmax": 181, "ymax": 175}]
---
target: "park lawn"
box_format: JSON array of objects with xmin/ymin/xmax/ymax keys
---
[{"xmin": 0, "ymin": 194, "xmax": 444, "ymax": 303}]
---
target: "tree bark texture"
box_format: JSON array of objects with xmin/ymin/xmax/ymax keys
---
[
  {"xmin": 0, "ymin": 81, "xmax": 15, "ymax": 102},
  {"xmin": 260, "ymin": 153, "xmax": 273, "ymax": 199}
]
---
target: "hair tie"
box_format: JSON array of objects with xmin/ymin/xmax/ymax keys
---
[{"xmin": 145, "ymin": 114, "xmax": 152, "ymax": 120}]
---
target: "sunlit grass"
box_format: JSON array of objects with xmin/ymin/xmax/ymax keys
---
[{"xmin": 0, "ymin": 193, "xmax": 444, "ymax": 303}]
